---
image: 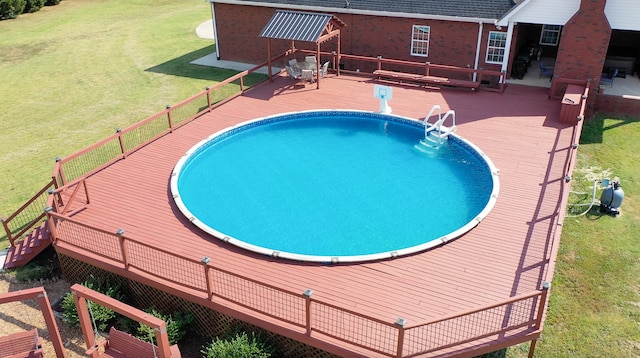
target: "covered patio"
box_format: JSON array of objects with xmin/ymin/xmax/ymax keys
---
[{"xmin": 260, "ymin": 10, "xmax": 345, "ymax": 89}]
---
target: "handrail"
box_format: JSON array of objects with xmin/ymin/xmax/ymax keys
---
[
  {"xmin": 47, "ymin": 211, "xmax": 546, "ymax": 357},
  {"xmin": 293, "ymin": 49, "xmax": 508, "ymax": 93},
  {"xmin": 1, "ymin": 178, "xmax": 57, "ymax": 247},
  {"xmin": 53, "ymin": 58, "xmax": 275, "ymax": 186},
  {"xmin": 49, "ymin": 177, "xmax": 90, "ymax": 216}
]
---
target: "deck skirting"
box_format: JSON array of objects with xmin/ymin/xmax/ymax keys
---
[{"xmin": 58, "ymin": 253, "xmax": 341, "ymax": 358}]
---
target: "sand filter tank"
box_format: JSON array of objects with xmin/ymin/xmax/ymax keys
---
[{"xmin": 599, "ymin": 179, "xmax": 624, "ymax": 215}]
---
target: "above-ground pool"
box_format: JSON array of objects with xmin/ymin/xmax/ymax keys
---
[{"xmin": 170, "ymin": 110, "xmax": 499, "ymax": 263}]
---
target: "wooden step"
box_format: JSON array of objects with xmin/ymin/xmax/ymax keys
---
[{"xmin": 3, "ymin": 223, "xmax": 52, "ymax": 269}]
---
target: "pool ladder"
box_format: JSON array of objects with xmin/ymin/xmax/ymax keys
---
[{"xmin": 422, "ymin": 104, "xmax": 456, "ymax": 147}]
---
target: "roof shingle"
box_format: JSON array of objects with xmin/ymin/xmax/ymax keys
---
[{"xmin": 216, "ymin": 0, "xmax": 516, "ymax": 20}]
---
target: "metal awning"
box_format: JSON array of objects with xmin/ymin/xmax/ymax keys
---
[
  {"xmin": 260, "ymin": 10, "xmax": 345, "ymax": 89},
  {"xmin": 260, "ymin": 10, "xmax": 345, "ymax": 43}
]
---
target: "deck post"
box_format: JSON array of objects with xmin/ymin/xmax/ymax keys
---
[
  {"xmin": 37, "ymin": 290, "xmax": 67, "ymax": 358},
  {"xmin": 116, "ymin": 128, "xmax": 127, "ymax": 159},
  {"xmin": 166, "ymin": 105, "xmax": 173, "ymax": 133},
  {"xmin": 528, "ymin": 339, "xmax": 538, "ymax": 358},
  {"xmin": 202, "ymin": 256, "xmax": 213, "ymax": 300},
  {"xmin": 44, "ymin": 207, "xmax": 59, "ymax": 244},
  {"xmin": 205, "ymin": 87, "xmax": 212, "ymax": 112},
  {"xmin": 303, "ymin": 289, "xmax": 313, "ymax": 335},
  {"xmin": 0, "ymin": 218, "xmax": 13, "ymax": 247},
  {"xmin": 74, "ymin": 293, "xmax": 99, "ymax": 358},
  {"xmin": 535, "ymin": 282, "xmax": 551, "ymax": 329},
  {"xmin": 395, "ymin": 318, "xmax": 406, "ymax": 358},
  {"xmin": 117, "ymin": 229, "xmax": 129, "ymax": 269}
]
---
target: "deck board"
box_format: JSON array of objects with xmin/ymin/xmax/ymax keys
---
[{"xmin": 57, "ymin": 75, "xmax": 575, "ymax": 356}]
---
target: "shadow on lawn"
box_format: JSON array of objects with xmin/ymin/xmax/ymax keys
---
[
  {"xmin": 580, "ymin": 114, "xmax": 638, "ymax": 144},
  {"xmin": 145, "ymin": 45, "xmax": 239, "ymax": 82}
]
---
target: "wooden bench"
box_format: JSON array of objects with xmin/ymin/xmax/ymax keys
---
[
  {"xmin": 0, "ymin": 329, "xmax": 43, "ymax": 358},
  {"xmin": 86, "ymin": 327, "xmax": 181, "ymax": 358},
  {"xmin": 373, "ymin": 69, "xmax": 480, "ymax": 91}
]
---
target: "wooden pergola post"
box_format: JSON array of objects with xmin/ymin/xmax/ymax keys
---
[
  {"xmin": 259, "ymin": 10, "xmax": 345, "ymax": 89},
  {"xmin": 0, "ymin": 287, "xmax": 67, "ymax": 358},
  {"xmin": 71, "ymin": 284, "xmax": 173, "ymax": 358}
]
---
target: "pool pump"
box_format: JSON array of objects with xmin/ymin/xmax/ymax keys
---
[{"xmin": 599, "ymin": 179, "xmax": 624, "ymax": 216}]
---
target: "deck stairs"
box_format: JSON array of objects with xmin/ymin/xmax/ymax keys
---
[{"xmin": 2, "ymin": 222, "xmax": 51, "ymax": 270}]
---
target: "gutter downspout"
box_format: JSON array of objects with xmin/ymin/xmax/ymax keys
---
[
  {"xmin": 473, "ymin": 21, "xmax": 483, "ymax": 82},
  {"xmin": 210, "ymin": 2, "xmax": 221, "ymax": 60}
]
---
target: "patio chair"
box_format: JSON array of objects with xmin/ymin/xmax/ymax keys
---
[
  {"xmin": 288, "ymin": 59, "xmax": 300, "ymax": 71},
  {"xmin": 539, "ymin": 61, "xmax": 554, "ymax": 78},
  {"xmin": 600, "ymin": 68, "xmax": 618, "ymax": 87},
  {"xmin": 318, "ymin": 61, "xmax": 330, "ymax": 78},
  {"xmin": 285, "ymin": 65, "xmax": 301, "ymax": 80},
  {"xmin": 301, "ymin": 69, "xmax": 315, "ymax": 83}
]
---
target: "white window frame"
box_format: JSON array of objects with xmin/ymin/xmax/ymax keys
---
[
  {"xmin": 485, "ymin": 31, "xmax": 507, "ymax": 64},
  {"xmin": 411, "ymin": 25, "xmax": 430, "ymax": 57},
  {"xmin": 539, "ymin": 25, "xmax": 561, "ymax": 46}
]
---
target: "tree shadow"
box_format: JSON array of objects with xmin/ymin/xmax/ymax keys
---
[
  {"xmin": 145, "ymin": 45, "xmax": 240, "ymax": 82},
  {"xmin": 580, "ymin": 114, "xmax": 638, "ymax": 144}
]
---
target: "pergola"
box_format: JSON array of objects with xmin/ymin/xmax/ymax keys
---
[{"xmin": 260, "ymin": 10, "xmax": 345, "ymax": 89}]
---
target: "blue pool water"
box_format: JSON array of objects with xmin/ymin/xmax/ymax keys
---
[{"xmin": 171, "ymin": 110, "xmax": 499, "ymax": 262}]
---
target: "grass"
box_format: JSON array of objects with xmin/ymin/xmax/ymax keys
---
[
  {"xmin": 0, "ymin": 0, "xmax": 263, "ymax": 248},
  {"xmin": 2, "ymin": 2, "xmax": 640, "ymax": 357}
]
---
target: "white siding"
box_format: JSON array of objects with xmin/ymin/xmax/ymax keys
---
[
  {"xmin": 499, "ymin": 0, "xmax": 580, "ymax": 26},
  {"xmin": 606, "ymin": 0, "xmax": 640, "ymax": 31}
]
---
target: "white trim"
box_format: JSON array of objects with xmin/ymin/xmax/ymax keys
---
[
  {"xmin": 496, "ymin": 0, "xmax": 534, "ymax": 26},
  {"xmin": 539, "ymin": 24, "xmax": 561, "ymax": 46},
  {"xmin": 501, "ymin": 21, "xmax": 515, "ymax": 74},
  {"xmin": 208, "ymin": 0, "xmax": 501, "ymax": 24},
  {"xmin": 473, "ymin": 21, "xmax": 482, "ymax": 80},
  {"xmin": 210, "ymin": 3, "xmax": 221, "ymax": 60},
  {"xmin": 485, "ymin": 31, "xmax": 507, "ymax": 64},
  {"xmin": 410, "ymin": 25, "xmax": 430, "ymax": 57}
]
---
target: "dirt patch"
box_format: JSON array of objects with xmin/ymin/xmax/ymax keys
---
[
  {"xmin": 0, "ymin": 274, "xmax": 87, "ymax": 357},
  {"xmin": 0, "ymin": 273, "xmax": 209, "ymax": 357}
]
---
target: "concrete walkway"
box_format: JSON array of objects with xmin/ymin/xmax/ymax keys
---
[{"xmin": 191, "ymin": 19, "xmax": 277, "ymax": 75}]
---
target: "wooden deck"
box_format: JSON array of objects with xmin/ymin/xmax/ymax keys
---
[{"xmin": 53, "ymin": 74, "xmax": 575, "ymax": 357}]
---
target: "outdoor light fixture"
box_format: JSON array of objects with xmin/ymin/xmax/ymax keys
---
[
  {"xmin": 116, "ymin": 229, "xmax": 125, "ymax": 236},
  {"xmin": 303, "ymin": 289, "xmax": 313, "ymax": 297},
  {"xmin": 395, "ymin": 318, "xmax": 407, "ymax": 327},
  {"xmin": 201, "ymin": 256, "xmax": 210, "ymax": 264}
]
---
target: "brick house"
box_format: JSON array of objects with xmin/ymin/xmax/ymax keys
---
[{"xmin": 207, "ymin": 0, "xmax": 640, "ymax": 113}]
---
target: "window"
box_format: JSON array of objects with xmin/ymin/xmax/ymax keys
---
[
  {"xmin": 411, "ymin": 25, "xmax": 430, "ymax": 57},
  {"xmin": 539, "ymin": 25, "xmax": 561, "ymax": 46},
  {"xmin": 486, "ymin": 31, "xmax": 507, "ymax": 64}
]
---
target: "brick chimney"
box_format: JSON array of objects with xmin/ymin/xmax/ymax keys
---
[{"xmin": 554, "ymin": 0, "xmax": 611, "ymax": 83}]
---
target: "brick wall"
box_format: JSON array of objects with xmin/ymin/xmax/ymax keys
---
[
  {"xmin": 554, "ymin": 0, "xmax": 612, "ymax": 116},
  {"xmin": 214, "ymin": 4, "xmax": 504, "ymax": 72},
  {"xmin": 595, "ymin": 93, "xmax": 640, "ymax": 117}
]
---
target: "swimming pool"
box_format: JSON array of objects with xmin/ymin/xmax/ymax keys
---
[{"xmin": 170, "ymin": 110, "xmax": 499, "ymax": 263}]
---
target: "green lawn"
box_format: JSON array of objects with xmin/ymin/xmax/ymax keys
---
[
  {"xmin": 0, "ymin": 0, "xmax": 247, "ymax": 227},
  {"xmin": 2, "ymin": 2, "xmax": 640, "ymax": 357}
]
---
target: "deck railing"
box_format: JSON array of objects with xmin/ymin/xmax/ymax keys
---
[
  {"xmin": 296, "ymin": 49, "xmax": 508, "ymax": 94},
  {"xmin": 48, "ymin": 212, "xmax": 546, "ymax": 357},
  {"xmin": 1, "ymin": 178, "xmax": 58, "ymax": 247}
]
